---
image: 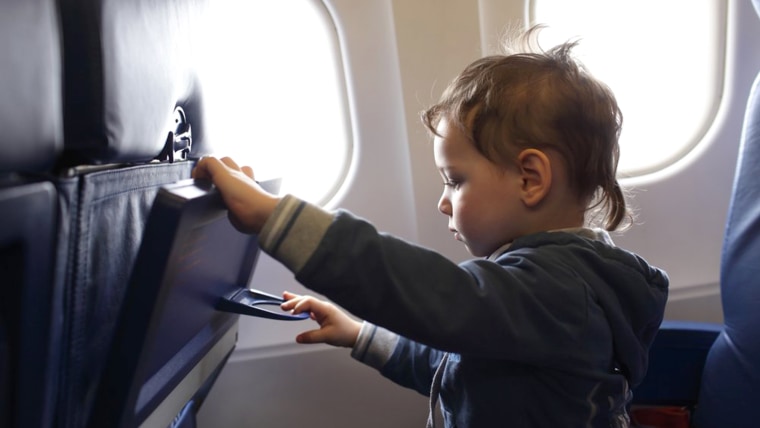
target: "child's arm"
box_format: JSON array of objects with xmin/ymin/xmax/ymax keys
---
[
  {"xmin": 281, "ymin": 291, "xmax": 362, "ymax": 348},
  {"xmin": 191, "ymin": 156, "xmax": 280, "ymax": 234},
  {"xmin": 192, "ymin": 158, "xmax": 360, "ymax": 346}
]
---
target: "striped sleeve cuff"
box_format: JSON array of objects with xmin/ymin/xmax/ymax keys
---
[
  {"xmin": 258, "ymin": 194, "xmax": 334, "ymax": 274},
  {"xmin": 351, "ymin": 322, "xmax": 399, "ymax": 371}
]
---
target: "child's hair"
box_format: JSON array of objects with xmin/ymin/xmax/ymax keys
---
[{"xmin": 421, "ymin": 25, "xmax": 630, "ymax": 231}]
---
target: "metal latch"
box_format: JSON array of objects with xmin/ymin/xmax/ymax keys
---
[{"xmin": 157, "ymin": 106, "xmax": 192, "ymax": 163}]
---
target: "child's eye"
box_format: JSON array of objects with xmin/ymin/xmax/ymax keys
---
[{"xmin": 443, "ymin": 179, "xmax": 461, "ymax": 189}]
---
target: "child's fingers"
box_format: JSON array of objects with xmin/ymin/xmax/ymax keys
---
[
  {"xmin": 282, "ymin": 291, "xmax": 300, "ymax": 301},
  {"xmin": 281, "ymin": 293, "xmax": 317, "ymax": 313},
  {"xmin": 281, "ymin": 294, "xmax": 335, "ymax": 328},
  {"xmin": 191, "ymin": 156, "xmax": 223, "ymax": 180},
  {"xmin": 220, "ymin": 156, "xmax": 241, "ymax": 171},
  {"xmin": 290, "ymin": 296, "xmax": 326, "ymax": 316},
  {"xmin": 295, "ymin": 328, "xmax": 330, "ymax": 345},
  {"xmin": 280, "ymin": 291, "xmax": 303, "ymax": 311},
  {"xmin": 192, "ymin": 156, "xmax": 248, "ymax": 180}
]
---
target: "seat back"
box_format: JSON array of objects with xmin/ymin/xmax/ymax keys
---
[
  {"xmin": 694, "ymin": 2, "xmax": 760, "ymax": 425},
  {"xmin": 52, "ymin": 1, "xmax": 213, "ymax": 427},
  {"xmin": 0, "ymin": 1, "xmax": 63, "ymax": 427}
]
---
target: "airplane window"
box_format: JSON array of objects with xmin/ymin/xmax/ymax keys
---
[
  {"xmin": 197, "ymin": 0, "xmax": 351, "ymax": 205},
  {"xmin": 531, "ymin": 0, "xmax": 726, "ymax": 178}
]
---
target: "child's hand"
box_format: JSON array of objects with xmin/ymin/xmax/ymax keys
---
[
  {"xmin": 281, "ymin": 291, "xmax": 362, "ymax": 348},
  {"xmin": 191, "ymin": 156, "xmax": 280, "ymax": 234}
]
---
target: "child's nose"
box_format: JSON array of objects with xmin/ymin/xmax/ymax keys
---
[{"xmin": 438, "ymin": 193, "xmax": 451, "ymax": 216}]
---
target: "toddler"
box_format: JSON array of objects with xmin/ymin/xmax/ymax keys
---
[{"xmin": 192, "ymin": 25, "xmax": 668, "ymax": 428}]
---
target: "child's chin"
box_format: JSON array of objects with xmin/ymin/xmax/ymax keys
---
[{"xmin": 464, "ymin": 244, "xmax": 484, "ymax": 258}]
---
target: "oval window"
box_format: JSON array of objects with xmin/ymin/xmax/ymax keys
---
[
  {"xmin": 531, "ymin": 0, "xmax": 726, "ymax": 177},
  {"xmin": 198, "ymin": 0, "xmax": 352, "ymax": 204}
]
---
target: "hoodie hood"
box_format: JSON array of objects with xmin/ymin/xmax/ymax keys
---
[{"xmin": 510, "ymin": 229, "xmax": 669, "ymax": 387}]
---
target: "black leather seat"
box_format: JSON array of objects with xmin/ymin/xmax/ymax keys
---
[{"xmin": 0, "ymin": 1, "xmax": 64, "ymax": 427}]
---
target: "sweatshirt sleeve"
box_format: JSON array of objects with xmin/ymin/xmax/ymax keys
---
[
  {"xmin": 258, "ymin": 194, "xmax": 333, "ymax": 273},
  {"xmin": 352, "ymin": 322, "xmax": 445, "ymax": 397},
  {"xmin": 351, "ymin": 322, "xmax": 399, "ymax": 371}
]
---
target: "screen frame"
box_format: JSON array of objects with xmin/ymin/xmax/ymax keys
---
[{"xmin": 87, "ymin": 178, "xmax": 275, "ymax": 428}]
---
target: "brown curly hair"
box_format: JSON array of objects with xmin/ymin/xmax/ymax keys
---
[{"xmin": 421, "ymin": 25, "xmax": 629, "ymax": 231}]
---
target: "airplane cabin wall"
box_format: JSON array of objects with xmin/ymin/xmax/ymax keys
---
[
  {"xmin": 606, "ymin": 0, "xmax": 760, "ymax": 324},
  {"xmin": 198, "ymin": 1, "xmax": 759, "ymax": 426}
]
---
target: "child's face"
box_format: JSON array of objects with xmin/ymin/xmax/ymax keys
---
[{"xmin": 434, "ymin": 119, "xmax": 527, "ymax": 257}]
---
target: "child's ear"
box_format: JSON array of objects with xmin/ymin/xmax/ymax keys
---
[{"xmin": 517, "ymin": 148, "xmax": 552, "ymax": 207}]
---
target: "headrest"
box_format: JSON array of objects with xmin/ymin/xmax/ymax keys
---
[
  {"xmin": 58, "ymin": 0, "xmax": 210, "ymax": 166},
  {"xmin": 0, "ymin": 0, "xmax": 62, "ymax": 173}
]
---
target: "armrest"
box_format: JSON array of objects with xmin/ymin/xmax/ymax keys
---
[{"xmin": 632, "ymin": 320, "xmax": 722, "ymax": 406}]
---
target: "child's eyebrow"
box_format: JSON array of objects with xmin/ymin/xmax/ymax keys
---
[{"xmin": 438, "ymin": 166, "xmax": 464, "ymax": 180}]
